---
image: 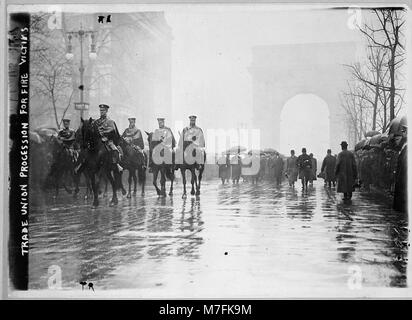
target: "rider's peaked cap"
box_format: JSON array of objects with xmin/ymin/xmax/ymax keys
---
[
  {"xmin": 340, "ymin": 141, "xmax": 348, "ymax": 147},
  {"xmin": 99, "ymin": 104, "xmax": 110, "ymax": 109},
  {"xmin": 128, "ymin": 117, "xmax": 136, "ymax": 120},
  {"xmin": 62, "ymin": 118, "xmax": 71, "ymax": 122},
  {"xmin": 157, "ymin": 117, "xmax": 165, "ymax": 121}
]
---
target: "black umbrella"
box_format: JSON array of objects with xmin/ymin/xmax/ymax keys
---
[
  {"xmin": 262, "ymin": 148, "xmax": 278, "ymax": 154},
  {"xmin": 225, "ymin": 145, "xmax": 247, "ymax": 154}
]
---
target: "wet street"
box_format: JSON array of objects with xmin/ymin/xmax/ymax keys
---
[{"xmin": 27, "ymin": 178, "xmax": 409, "ymax": 297}]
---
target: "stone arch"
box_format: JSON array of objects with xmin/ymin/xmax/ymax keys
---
[
  {"xmin": 249, "ymin": 41, "xmax": 359, "ymax": 151},
  {"xmin": 280, "ymin": 93, "xmax": 330, "ymax": 157}
]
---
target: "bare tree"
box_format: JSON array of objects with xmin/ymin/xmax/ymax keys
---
[
  {"xmin": 341, "ymin": 81, "xmax": 373, "ymax": 143},
  {"xmin": 30, "ymin": 13, "xmax": 75, "ymax": 129},
  {"xmin": 358, "ymin": 8, "xmax": 406, "ymax": 121}
]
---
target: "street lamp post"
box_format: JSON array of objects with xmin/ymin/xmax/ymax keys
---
[{"xmin": 66, "ymin": 25, "xmax": 97, "ymax": 119}]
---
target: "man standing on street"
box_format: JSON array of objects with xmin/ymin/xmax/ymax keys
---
[
  {"xmin": 286, "ymin": 149, "xmax": 298, "ymax": 187},
  {"xmin": 297, "ymin": 147, "xmax": 312, "ymax": 191},
  {"xmin": 321, "ymin": 149, "xmax": 336, "ymax": 188},
  {"xmin": 273, "ymin": 152, "xmax": 284, "ymax": 187},
  {"xmin": 335, "ymin": 141, "xmax": 357, "ymax": 200}
]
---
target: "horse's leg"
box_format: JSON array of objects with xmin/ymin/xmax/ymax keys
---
[
  {"xmin": 73, "ymin": 170, "xmax": 80, "ymax": 197},
  {"xmin": 107, "ymin": 167, "xmax": 118, "ymax": 206},
  {"xmin": 196, "ymin": 167, "xmax": 203, "ymax": 195},
  {"xmin": 168, "ymin": 167, "xmax": 174, "ymax": 196},
  {"xmin": 127, "ymin": 170, "xmax": 132, "ymax": 198},
  {"xmin": 83, "ymin": 171, "xmax": 91, "ymax": 200},
  {"xmin": 160, "ymin": 168, "xmax": 167, "ymax": 197},
  {"xmin": 181, "ymin": 168, "xmax": 187, "ymax": 198},
  {"xmin": 140, "ymin": 166, "xmax": 146, "ymax": 196},
  {"xmin": 90, "ymin": 172, "xmax": 99, "ymax": 208},
  {"xmin": 190, "ymin": 169, "xmax": 197, "ymax": 195},
  {"xmin": 103, "ymin": 176, "xmax": 108, "ymax": 198},
  {"xmin": 54, "ymin": 175, "xmax": 59, "ymax": 200},
  {"xmin": 53, "ymin": 168, "xmax": 61, "ymax": 200},
  {"xmin": 119, "ymin": 170, "xmax": 127, "ymax": 196},
  {"xmin": 153, "ymin": 168, "xmax": 161, "ymax": 195},
  {"xmin": 132, "ymin": 170, "xmax": 137, "ymax": 196},
  {"xmin": 62, "ymin": 169, "xmax": 73, "ymax": 194}
]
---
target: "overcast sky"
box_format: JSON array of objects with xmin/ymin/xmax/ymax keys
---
[{"xmin": 165, "ymin": 7, "xmax": 365, "ymax": 131}]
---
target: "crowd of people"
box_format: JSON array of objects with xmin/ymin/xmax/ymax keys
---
[
  {"xmin": 27, "ymin": 104, "xmax": 407, "ymax": 213},
  {"xmin": 217, "ymin": 144, "xmax": 357, "ymax": 199}
]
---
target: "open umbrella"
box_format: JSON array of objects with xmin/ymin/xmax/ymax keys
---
[
  {"xmin": 225, "ymin": 145, "xmax": 247, "ymax": 155},
  {"xmin": 35, "ymin": 127, "xmax": 58, "ymax": 138},
  {"xmin": 369, "ymin": 133, "xmax": 388, "ymax": 149},
  {"xmin": 355, "ymin": 139, "xmax": 367, "ymax": 151},
  {"xmin": 247, "ymin": 149, "xmax": 265, "ymax": 156},
  {"xmin": 387, "ymin": 115, "xmax": 407, "ymax": 136},
  {"xmin": 364, "ymin": 130, "xmax": 380, "ymax": 138},
  {"xmin": 262, "ymin": 147, "xmax": 278, "ymax": 154},
  {"xmin": 29, "ymin": 131, "xmax": 43, "ymax": 144}
]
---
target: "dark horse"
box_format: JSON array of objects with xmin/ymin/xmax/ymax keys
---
[
  {"xmin": 79, "ymin": 118, "xmax": 123, "ymax": 207},
  {"xmin": 146, "ymin": 131, "xmax": 175, "ymax": 197},
  {"xmin": 45, "ymin": 135, "xmax": 78, "ymax": 199},
  {"xmin": 118, "ymin": 137, "xmax": 147, "ymax": 197},
  {"xmin": 176, "ymin": 134, "xmax": 206, "ymax": 198}
]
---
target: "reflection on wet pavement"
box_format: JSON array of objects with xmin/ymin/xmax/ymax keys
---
[{"xmin": 29, "ymin": 179, "xmax": 409, "ymax": 294}]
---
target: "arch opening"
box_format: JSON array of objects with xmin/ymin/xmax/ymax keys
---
[{"xmin": 280, "ymin": 94, "xmax": 330, "ymax": 159}]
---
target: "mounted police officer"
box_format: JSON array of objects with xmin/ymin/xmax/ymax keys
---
[
  {"xmin": 57, "ymin": 118, "xmax": 77, "ymax": 161},
  {"xmin": 182, "ymin": 115, "xmax": 205, "ymax": 148},
  {"xmin": 95, "ymin": 104, "xmax": 123, "ymax": 172},
  {"xmin": 122, "ymin": 117, "xmax": 144, "ymax": 151},
  {"xmin": 149, "ymin": 117, "xmax": 176, "ymax": 171},
  {"xmin": 178, "ymin": 115, "xmax": 206, "ymax": 166}
]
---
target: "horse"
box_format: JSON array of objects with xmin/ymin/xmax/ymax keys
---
[
  {"xmin": 176, "ymin": 134, "xmax": 206, "ymax": 198},
  {"xmin": 145, "ymin": 131, "xmax": 175, "ymax": 197},
  {"xmin": 79, "ymin": 117, "xmax": 123, "ymax": 207},
  {"xmin": 118, "ymin": 137, "xmax": 147, "ymax": 197},
  {"xmin": 45, "ymin": 135, "xmax": 78, "ymax": 199}
]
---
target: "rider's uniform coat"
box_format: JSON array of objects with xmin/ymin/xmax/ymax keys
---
[
  {"xmin": 95, "ymin": 116, "xmax": 120, "ymax": 151},
  {"xmin": 182, "ymin": 125, "xmax": 205, "ymax": 148},
  {"xmin": 153, "ymin": 126, "xmax": 176, "ymax": 149},
  {"xmin": 57, "ymin": 127, "xmax": 75, "ymax": 147},
  {"xmin": 122, "ymin": 126, "xmax": 144, "ymax": 150}
]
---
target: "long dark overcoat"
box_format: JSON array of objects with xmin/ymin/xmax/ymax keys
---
[
  {"xmin": 335, "ymin": 150, "xmax": 357, "ymax": 193},
  {"xmin": 321, "ymin": 155, "xmax": 336, "ymax": 182}
]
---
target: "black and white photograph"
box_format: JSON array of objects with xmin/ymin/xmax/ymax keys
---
[{"xmin": 4, "ymin": 1, "xmax": 411, "ymax": 299}]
